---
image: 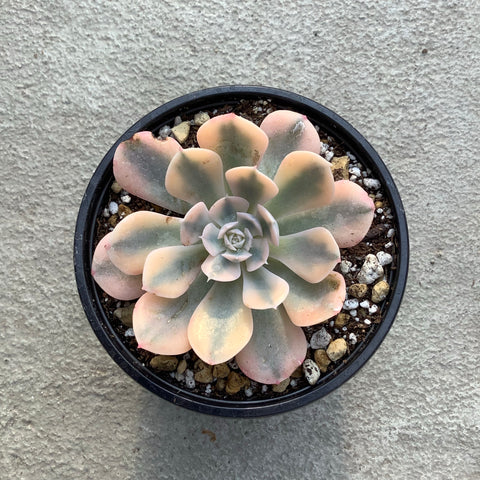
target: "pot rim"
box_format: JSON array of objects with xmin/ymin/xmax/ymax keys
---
[{"xmin": 74, "ymin": 85, "xmax": 409, "ymax": 417}]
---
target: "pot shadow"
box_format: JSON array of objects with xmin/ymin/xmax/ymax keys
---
[{"xmin": 128, "ymin": 388, "xmax": 349, "ymax": 479}]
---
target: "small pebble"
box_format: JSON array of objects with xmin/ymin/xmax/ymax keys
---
[
  {"xmin": 387, "ymin": 228, "xmax": 395, "ymax": 238},
  {"xmin": 357, "ymin": 254, "xmax": 384, "ymax": 284},
  {"xmin": 350, "ymin": 309, "xmax": 357, "ymax": 317},
  {"xmin": 244, "ymin": 388, "xmax": 253, "ymax": 397},
  {"xmin": 226, "ymin": 372, "xmax": 245, "ymax": 395},
  {"xmin": 174, "ymin": 116, "xmax": 182, "ymax": 126},
  {"xmin": 385, "ymin": 241, "xmax": 393, "ymax": 249},
  {"xmin": 377, "ymin": 251, "xmax": 393, "ymax": 266},
  {"xmin": 111, "ymin": 181, "xmax": 122, "ymax": 193},
  {"xmin": 340, "ymin": 260, "xmax": 352, "ymax": 274},
  {"xmin": 194, "ymin": 111, "xmax": 210, "ymax": 126},
  {"xmin": 364, "ymin": 319, "xmax": 371, "ymax": 325},
  {"xmin": 120, "ymin": 194, "xmax": 131, "ymax": 204},
  {"xmin": 205, "ymin": 385, "xmax": 212, "ymax": 395},
  {"xmin": 349, "ymin": 166, "xmax": 361, "ymax": 176},
  {"xmin": 150, "ymin": 355, "xmax": 178, "ymax": 372},
  {"xmin": 372, "ymin": 280, "xmax": 390, "ymax": 303},
  {"xmin": 171, "ymin": 121, "xmax": 190, "ymax": 143},
  {"xmin": 325, "ymin": 151, "xmax": 334, "ymax": 161},
  {"xmin": 108, "ymin": 201, "xmax": 118, "ymax": 215},
  {"xmin": 185, "ymin": 377, "xmax": 195, "ymax": 389},
  {"xmin": 314, "ymin": 349, "xmax": 331, "ymax": 372},
  {"xmin": 348, "ymin": 333, "xmax": 357, "ymax": 344},
  {"xmin": 261, "ymin": 385, "xmax": 268, "ymax": 394},
  {"xmin": 310, "ymin": 327, "xmax": 332, "ymax": 349},
  {"xmin": 124, "ymin": 328, "xmax": 135, "ymax": 337},
  {"xmin": 102, "ymin": 208, "xmax": 110, "ymax": 217},
  {"xmin": 326, "ymin": 338, "xmax": 348, "ymax": 362},
  {"xmin": 334, "ymin": 313, "xmax": 350, "ymax": 328},
  {"xmin": 330, "ymin": 156, "xmax": 350, "ymax": 180},
  {"xmin": 194, "ymin": 366, "xmax": 213, "ymax": 384},
  {"xmin": 363, "ymin": 178, "xmax": 382, "ymax": 190},
  {"xmin": 113, "ymin": 303, "xmax": 135, "ymax": 327},
  {"xmin": 343, "ymin": 298, "xmax": 359, "ymax": 310},
  {"xmin": 360, "ymin": 300, "xmax": 370, "ymax": 308},
  {"xmin": 369, "ymin": 304, "xmax": 379, "ymax": 314},
  {"xmin": 303, "ymin": 359, "xmax": 321, "ymax": 385},
  {"xmin": 290, "ymin": 379, "xmax": 298, "ymax": 388},
  {"xmin": 212, "ymin": 363, "xmax": 230, "ymax": 379},
  {"xmin": 348, "ymin": 283, "xmax": 368, "ymax": 298},
  {"xmin": 177, "ymin": 359, "xmax": 187, "ymax": 375},
  {"xmin": 272, "ymin": 378, "xmax": 290, "ymax": 393},
  {"xmin": 158, "ymin": 125, "xmax": 172, "ymax": 139}
]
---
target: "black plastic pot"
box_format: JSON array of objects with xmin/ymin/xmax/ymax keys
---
[{"xmin": 74, "ymin": 86, "xmax": 409, "ymax": 417}]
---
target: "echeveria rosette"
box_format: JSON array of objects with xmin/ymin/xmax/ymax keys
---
[{"xmin": 92, "ymin": 110, "xmax": 375, "ymax": 384}]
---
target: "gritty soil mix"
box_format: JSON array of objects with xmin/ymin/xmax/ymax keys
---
[{"xmin": 93, "ymin": 99, "xmax": 398, "ymax": 400}]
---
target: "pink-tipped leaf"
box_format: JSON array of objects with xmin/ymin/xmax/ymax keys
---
[
  {"xmin": 225, "ymin": 166, "xmax": 279, "ymax": 207},
  {"xmin": 180, "ymin": 202, "xmax": 211, "ymax": 246},
  {"xmin": 142, "ymin": 244, "xmax": 207, "ymax": 298},
  {"xmin": 201, "ymin": 254, "xmax": 241, "ymax": 282},
  {"xmin": 269, "ymin": 227, "xmax": 340, "ymax": 283},
  {"xmin": 188, "ymin": 279, "xmax": 253, "ymax": 365},
  {"xmin": 265, "ymin": 151, "xmax": 335, "ymax": 218},
  {"xmin": 277, "ymin": 180, "xmax": 375, "ymax": 248},
  {"xmin": 269, "ymin": 260, "xmax": 346, "ymax": 327},
  {"xmin": 107, "ymin": 211, "xmax": 181, "ymax": 275},
  {"xmin": 133, "ymin": 274, "xmax": 211, "ymax": 355},
  {"xmin": 165, "ymin": 148, "xmax": 225, "ymax": 207},
  {"xmin": 242, "ymin": 266, "xmax": 289, "ymax": 310},
  {"xmin": 113, "ymin": 132, "xmax": 189, "ymax": 213},
  {"xmin": 91, "ymin": 233, "xmax": 144, "ymax": 300},
  {"xmin": 197, "ymin": 113, "xmax": 269, "ymax": 172},
  {"xmin": 259, "ymin": 111, "xmax": 321, "ymax": 178},
  {"xmin": 236, "ymin": 307, "xmax": 307, "ymax": 385}
]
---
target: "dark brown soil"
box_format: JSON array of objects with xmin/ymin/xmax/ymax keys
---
[{"xmin": 93, "ymin": 99, "xmax": 398, "ymax": 400}]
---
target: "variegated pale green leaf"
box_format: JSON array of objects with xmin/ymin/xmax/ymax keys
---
[
  {"xmin": 188, "ymin": 279, "xmax": 253, "ymax": 365},
  {"xmin": 236, "ymin": 307, "xmax": 307, "ymax": 384},
  {"xmin": 201, "ymin": 254, "xmax": 241, "ymax": 282},
  {"xmin": 197, "ymin": 113, "xmax": 269, "ymax": 171},
  {"xmin": 113, "ymin": 132, "xmax": 189, "ymax": 213},
  {"xmin": 165, "ymin": 148, "xmax": 225, "ymax": 207},
  {"xmin": 277, "ymin": 180, "xmax": 375, "ymax": 248},
  {"xmin": 142, "ymin": 244, "xmax": 207, "ymax": 298},
  {"xmin": 133, "ymin": 274, "xmax": 212, "ymax": 354},
  {"xmin": 265, "ymin": 151, "xmax": 335, "ymax": 218},
  {"xmin": 225, "ymin": 166, "xmax": 278, "ymax": 207},
  {"xmin": 180, "ymin": 202, "xmax": 211, "ymax": 246},
  {"xmin": 258, "ymin": 110, "xmax": 321, "ymax": 179},
  {"xmin": 92, "ymin": 233, "xmax": 144, "ymax": 300},
  {"xmin": 244, "ymin": 237, "xmax": 269, "ymax": 272},
  {"xmin": 107, "ymin": 211, "xmax": 181, "ymax": 275},
  {"xmin": 268, "ymin": 260, "xmax": 346, "ymax": 327},
  {"xmin": 256, "ymin": 205, "xmax": 279, "ymax": 246},
  {"xmin": 209, "ymin": 196, "xmax": 249, "ymax": 226},
  {"xmin": 269, "ymin": 227, "xmax": 340, "ymax": 283},
  {"xmin": 242, "ymin": 266, "xmax": 289, "ymax": 310}
]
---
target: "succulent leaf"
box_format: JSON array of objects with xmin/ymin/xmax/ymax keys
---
[
  {"xmin": 244, "ymin": 237, "xmax": 269, "ymax": 272},
  {"xmin": 265, "ymin": 151, "xmax": 335, "ymax": 218},
  {"xmin": 235, "ymin": 307, "xmax": 307, "ymax": 384},
  {"xmin": 236, "ymin": 212, "xmax": 263, "ymax": 237},
  {"xmin": 269, "ymin": 227, "xmax": 340, "ymax": 283},
  {"xmin": 91, "ymin": 233, "xmax": 144, "ymax": 300},
  {"xmin": 255, "ymin": 205, "xmax": 280, "ymax": 246},
  {"xmin": 242, "ymin": 266, "xmax": 289, "ymax": 310},
  {"xmin": 209, "ymin": 196, "xmax": 249, "ymax": 225},
  {"xmin": 259, "ymin": 111, "xmax": 321, "ymax": 179},
  {"xmin": 107, "ymin": 211, "xmax": 181, "ymax": 275},
  {"xmin": 269, "ymin": 260, "xmax": 346, "ymax": 326},
  {"xmin": 197, "ymin": 113, "xmax": 269, "ymax": 171},
  {"xmin": 188, "ymin": 279, "xmax": 253, "ymax": 365},
  {"xmin": 200, "ymin": 223, "xmax": 225, "ymax": 256},
  {"xmin": 113, "ymin": 132, "xmax": 189, "ymax": 213},
  {"xmin": 142, "ymin": 244, "xmax": 207, "ymax": 298},
  {"xmin": 180, "ymin": 202, "xmax": 211, "ymax": 246},
  {"xmin": 277, "ymin": 180, "xmax": 375, "ymax": 248},
  {"xmin": 225, "ymin": 166, "xmax": 279, "ymax": 206},
  {"xmin": 133, "ymin": 274, "xmax": 212, "ymax": 355},
  {"xmin": 201, "ymin": 254, "xmax": 241, "ymax": 282},
  {"xmin": 165, "ymin": 148, "xmax": 225, "ymax": 207}
]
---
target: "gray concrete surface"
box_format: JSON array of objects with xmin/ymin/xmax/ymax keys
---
[{"xmin": 1, "ymin": 1, "xmax": 479, "ymax": 479}]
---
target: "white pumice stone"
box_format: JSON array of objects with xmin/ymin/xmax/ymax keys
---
[
  {"xmin": 120, "ymin": 194, "xmax": 131, "ymax": 204},
  {"xmin": 357, "ymin": 254, "xmax": 384, "ymax": 284},
  {"xmin": 102, "ymin": 208, "xmax": 110, "ymax": 217},
  {"xmin": 124, "ymin": 328, "xmax": 135, "ymax": 337},
  {"xmin": 343, "ymin": 298, "xmax": 359, "ymax": 310},
  {"xmin": 377, "ymin": 251, "xmax": 393, "ymax": 266},
  {"xmin": 349, "ymin": 166, "xmax": 361, "ymax": 176},
  {"xmin": 363, "ymin": 178, "xmax": 382, "ymax": 190},
  {"xmin": 387, "ymin": 228, "xmax": 395, "ymax": 238},
  {"xmin": 109, "ymin": 201, "xmax": 118, "ymax": 215},
  {"xmin": 303, "ymin": 359, "xmax": 321, "ymax": 385},
  {"xmin": 340, "ymin": 260, "xmax": 352, "ymax": 274},
  {"xmin": 325, "ymin": 151, "xmax": 334, "ymax": 161},
  {"xmin": 369, "ymin": 304, "xmax": 379, "ymax": 314},
  {"xmin": 360, "ymin": 300, "xmax": 370, "ymax": 308},
  {"xmin": 349, "ymin": 333, "xmax": 358, "ymax": 344}
]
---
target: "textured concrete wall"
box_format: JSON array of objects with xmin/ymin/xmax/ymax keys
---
[{"xmin": 1, "ymin": 1, "xmax": 479, "ymax": 479}]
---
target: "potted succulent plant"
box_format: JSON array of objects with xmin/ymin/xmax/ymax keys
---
[{"xmin": 74, "ymin": 86, "xmax": 408, "ymax": 417}]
